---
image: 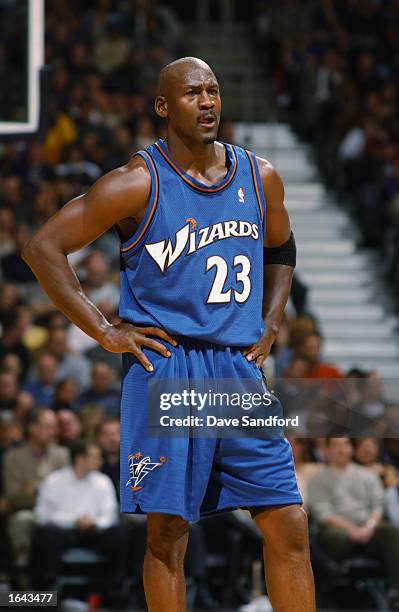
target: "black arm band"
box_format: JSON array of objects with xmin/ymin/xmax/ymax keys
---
[{"xmin": 263, "ymin": 231, "xmax": 296, "ymax": 267}]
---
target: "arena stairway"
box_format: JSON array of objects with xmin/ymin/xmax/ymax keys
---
[{"xmin": 235, "ymin": 123, "xmax": 399, "ymax": 382}]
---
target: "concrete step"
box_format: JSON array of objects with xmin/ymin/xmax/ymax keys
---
[
  {"xmin": 294, "ymin": 227, "xmax": 348, "ymax": 240},
  {"xmin": 299, "ymin": 241, "xmax": 355, "ymax": 256},
  {"xmin": 320, "ymin": 321, "xmax": 397, "ymax": 339},
  {"xmin": 296, "ymin": 256, "xmax": 370, "ymax": 272},
  {"xmin": 309, "ymin": 288, "xmax": 375, "ymax": 304},
  {"xmin": 289, "ymin": 215, "xmax": 348, "ymax": 229},
  {"xmin": 312, "ymin": 305, "xmax": 386, "ymax": 321},
  {"xmin": 325, "ymin": 341, "xmax": 399, "ymax": 359},
  {"xmin": 301, "ymin": 271, "xmax": 372, "ymax": 286},
  {"xmin": 236, "ymin": 123, "xmax": 302, "ymax": 149}
]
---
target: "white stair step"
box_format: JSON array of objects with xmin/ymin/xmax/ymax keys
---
[
  {"xmin": 297, "ymin": 256, "xmax": 369, "ymax": 272},
  {"xmin": 312, "ymin": 305, "xmax": 385, "ymax": 321},
  {"xmin": 299, "ymin": 241, "xmax": 355, "ymax": 255},
  {"xmin": 294, "ymin": 227, "xmax": 346, "ymax": 239},
  {"xmin": 325, "ymin": 343, "xmax": 399, "ymax": 359},
  {"xmin": 321, "ymin": 323, "xmax": 396, "ymax": 339},
  {"xmin": 301, "ymin": 272, "xmax": 371, "ymax": 286},
  {"xmin": 290, "ymin": 216, "xmax": 348, "ymax": 229},
  {"xmin": 309, "ymin": 288, "xmax": 374, "ymax": 304},
  {"xmin": 236, "ymin": 123, "xmax": 301, "ymax": 149},
  {"xmin": 286, "ymin": 201, "xmax": 324, "ymax": 212}
]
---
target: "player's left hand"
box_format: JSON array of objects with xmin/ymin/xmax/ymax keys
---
[{"xmin": 242, "ymin": 329, "xmax": 277, "ymax": 368}]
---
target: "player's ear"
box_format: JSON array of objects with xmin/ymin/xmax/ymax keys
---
[{"xmin": 155, "ymin": 96, "xmax": 168, "ymax": 118}]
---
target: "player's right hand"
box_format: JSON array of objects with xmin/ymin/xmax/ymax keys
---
[{"xmin": 101, "ymin": 321, "xmax": 177, "ymax": 372}]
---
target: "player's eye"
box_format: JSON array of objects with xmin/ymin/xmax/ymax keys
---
[
  {"xmin": 209, "ymin": 88, "xmax": 219, "ymax": 95},
  {"xmin": 186, "ymin": 90, "xmax": 195, "ymax": 96}
]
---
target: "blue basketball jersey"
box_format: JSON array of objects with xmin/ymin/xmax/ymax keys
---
[{"xmin": 119, "ymin": 138, "xmax": 267, "ymax": 347}]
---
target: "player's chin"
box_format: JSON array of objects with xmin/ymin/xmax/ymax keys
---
[
  {"xmin": 196, "ymin": 123, "xmax": 218, "ymax": 144},
  {"xmin": 202, "ymin": 134, "xmax": 217, "ymax": 144}
]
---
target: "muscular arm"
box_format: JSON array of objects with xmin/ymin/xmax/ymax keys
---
[
  {"xmin": 261, "ymin": 158, "xmax": 293, "ymax": 331},
  {"xmin": 22, "ymin": 157, "xmax": 175, "ymax": 371},
  {"xmin": 244, "ymin": 158, "xmax": 293, "ymax": 367}
]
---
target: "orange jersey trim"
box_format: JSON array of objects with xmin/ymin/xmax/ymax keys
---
[
  {"xmin": 154, "ymin": 141, "xmax": 237, "ymax": 193},
  {"xmin": 120, "ymin": 152, "xmax": 159, "ymax": 253},
  {"xmin": 245, "ymin": 150, "xmax": 264, "ymax": 223}
]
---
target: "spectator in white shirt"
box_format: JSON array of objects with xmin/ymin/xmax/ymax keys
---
[{"xmin": 30, "ymin": 439, "xmax": 128, "ymax": 606}]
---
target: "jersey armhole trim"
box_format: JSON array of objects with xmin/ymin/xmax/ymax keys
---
[
  {"xmin": 245, "ymin": 150, "xmax": 266, "ymax": 236},
  {"xmin": 120, "ymin": 150, "xmax": 159, "ymax": 254}
]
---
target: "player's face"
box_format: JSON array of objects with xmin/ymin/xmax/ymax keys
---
[{"xmin": 158, "ymin": 69, "xmax": 221, "ymax": 144}]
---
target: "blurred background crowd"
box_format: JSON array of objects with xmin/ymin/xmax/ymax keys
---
[{"xmin": 1, "ymin": 0, "xmax": 399, "ymax": 609}]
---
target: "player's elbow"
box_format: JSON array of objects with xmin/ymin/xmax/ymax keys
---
[{"xmin": 21, "ymin": 236, "xmax": 47, "ymax": 266}]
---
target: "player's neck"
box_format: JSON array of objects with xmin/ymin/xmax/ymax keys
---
[{"xmin": 164, "ymin": 132, "xmax": 221, "ymax": 174}]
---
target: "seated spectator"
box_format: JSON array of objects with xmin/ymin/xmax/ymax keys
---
[
  {"xmin": 288, "ymin": 437, "xmax": 322, "ymax": 505},
  {"xmin": 354, "ymin": 437, "xmax": 398, "ymax": 489},
  {"xmin": 386, "ymin": 484, "xmax": 399, "ymax": 530},
  {"xmin": 96, "ymin": 417, "xmax": 120, "ymax": 498},
  {"xmin": 0, "ymin": 207, "xmax": 15, "ymax": 257},
  {"xmin": 0, "ymin": 309, "xmax": 32, "ymax": 382},
  {"xmin": 3, "ymin": 408, "xmax": 69, "ymax": 583},
  {"xmin": 1, "ymin": 353, "xmax": 24, "ymax": 383},
  {"xmin": 284, "ymin": 331, "xmax": 344, "ymax": 379},
  {"xmin": 31, "ymin": 439, "xmax": 128, "ymax": 607},
  {"xmin": 0, "ymin": 371, "xmax": 20, "ymax": 412},
  {"xmin": 56, "ymin": 409, "xmax": 82, "ymax": 447},
  {"xmin": 307, "ymin": 437, "xmax": 399, "ymax": 609},
  {"xmin": 274, "ymin": 316, "xmax": 319, "ymax": 378},
  {"xmin": 23, "ymin": 354, "xmax": 58, "ymax": 407},
  {"xmin": 52, "ymin": 378, "xmax": 79, "ymax": 412},
  {"xmin": 0, "ymin": 283, "xmax": 19, "ymax": 326},
  {"xmin": 78, "ymin": 362, "xmax": 119, "ymax": 416},
  {"xmin": 82, "ymin": 251, "xmax": 119, "ymax": 310},
  {"xmin": 43, "ymin": 327, "xmax": 91, "ymax": 391},
  {"xmin": 0, "ymin": 414, "xmax": 23, "ymax": 583},
  {"xmin": 350, "ymin": 372, "xmax": 389, "ymax": 435},
  {"xmin": 0, "ymin": 224, "xmax": 36, "ymax": 285}
]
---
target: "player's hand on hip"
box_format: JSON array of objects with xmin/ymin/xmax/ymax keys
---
[
  {"xmin": 101, "ymin": 321, "xmax": 177, "ymax": 372},
  {"xmin": 243, "ymin": 330, "xmax": 276, "ymax": 369}
]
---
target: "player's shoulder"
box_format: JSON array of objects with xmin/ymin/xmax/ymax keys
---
[
  {"xmin": 88, "ymin": 152, "xmax": 152, "ymax": 202},
  {"xmin": 253, "ymin": 155, "xmax": 279, "ymax": 181},
  {"xmin": 248, "ymin": 153, "xmax": 284, "ymax": 200}
]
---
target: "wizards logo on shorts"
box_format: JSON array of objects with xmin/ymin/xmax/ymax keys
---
[{"xmin": 126, "ymin": 452, "xmax": 166, "ymax": 491}]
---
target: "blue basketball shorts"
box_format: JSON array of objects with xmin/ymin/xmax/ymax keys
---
[{"xmin": 120, "ymin": 337, "xmax": 302, "ymax": 522}]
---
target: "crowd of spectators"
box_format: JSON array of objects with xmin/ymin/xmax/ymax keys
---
[
  {"xmin": 253, "ymin": 0, "xmax": 399, "ymax": 312},
  {"xmin": 1, "ymin": 0, "xmax": 399, "ymax": 609}
]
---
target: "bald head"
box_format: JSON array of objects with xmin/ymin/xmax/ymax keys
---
[
  {"xmin": 155, "ymin": 56, "xmax": 221, "ymax": 144},
  {"xmin": 157, "ymin": 57, "xmax": 216, "ymax": 97}
]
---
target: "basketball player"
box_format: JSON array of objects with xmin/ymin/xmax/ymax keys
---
[{"xmin": 23, "ymin": 57, "xmax": 315, "ymax": 611}]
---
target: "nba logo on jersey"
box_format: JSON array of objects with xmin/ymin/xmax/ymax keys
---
[{"xmin": 238, "ymin": 187, "xmax": 245, "ymax": 203}]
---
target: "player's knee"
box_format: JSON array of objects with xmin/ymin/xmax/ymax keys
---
[
  {"xmin": 260, "ymin": 506, "xmax": 309, "ymax": 555},
  {"xmin": 147, "ymin": 514, "xmax": 189, "ymax": 564}
]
